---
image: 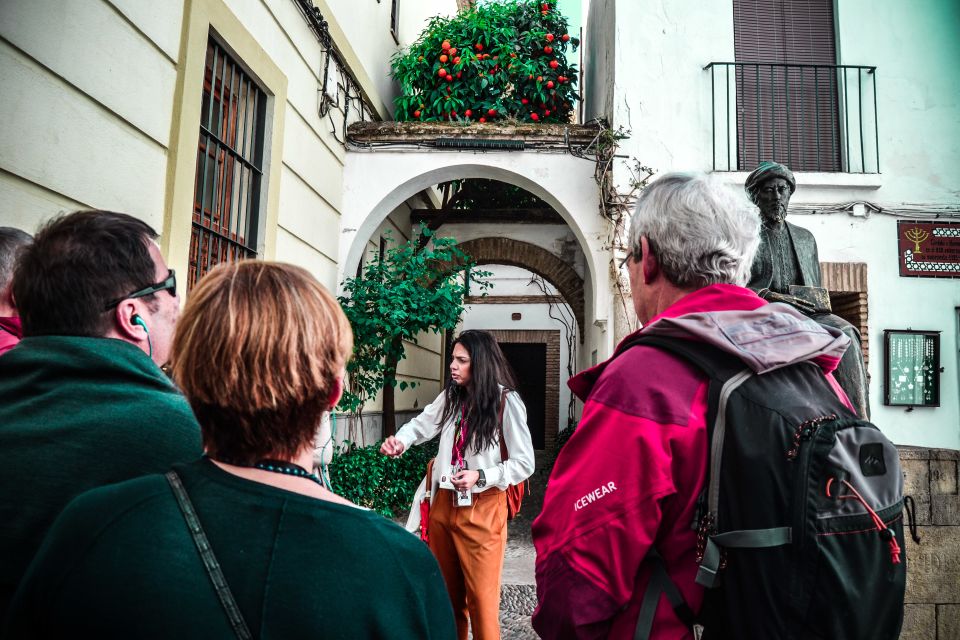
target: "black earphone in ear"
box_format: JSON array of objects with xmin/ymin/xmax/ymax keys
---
[{"xmin": 132, "ymin": 315, "xmax": 149, "ymax": 334}]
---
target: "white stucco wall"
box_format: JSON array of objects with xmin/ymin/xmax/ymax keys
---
[
  {"xmin": 324, "ymin": 0, "xmax": 458, "ymax": 118},
  {"xmin": 584, "ymin": 0, "xmax": 960, "ymax": 449},
  {"xmin": 0, "ymin": 0, "xmax": 180, "ymax": 232},
  {"xmin": 445, "ymin": 222, "xmax": 587, "ymax": 280},
  {"xmin": 0, "ymin": 0, "xmax": 454, "ymax": 293},
  {"xmin": 836, "ymin": 0, "xmax": 960, "ymax": 204},
  {"xmin": 773, "ymin": 208, "xmax": 959, "ymax": 451},
  {"xmin": 340, "ymin": 150, "xmax": 613, "ymax": 368}
]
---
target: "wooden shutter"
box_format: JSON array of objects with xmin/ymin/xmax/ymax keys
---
[{"xmin": 733, "ymin": 0, "xmax": 840, "ymax": 171}]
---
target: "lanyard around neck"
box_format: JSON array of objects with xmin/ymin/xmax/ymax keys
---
[{"xmin": 451, "ymin": 405, "xmax": 468, "ymax": 468}]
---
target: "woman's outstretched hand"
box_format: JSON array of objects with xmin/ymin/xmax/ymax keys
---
[{"xmin": 380, "ymin": 436, "xmax": 406, "ymax": 457}]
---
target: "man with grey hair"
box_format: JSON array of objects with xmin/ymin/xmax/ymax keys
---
[
  {"xmin": 532, "ymin": 172, "xmax": 853, "ymax": 639},
  {"xmin": 0, "ymin": 227, "xmax": 32, "ymax": 356}
]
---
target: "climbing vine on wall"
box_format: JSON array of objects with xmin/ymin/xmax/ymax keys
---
[{"xmin": 391, "ymin": 0, "xmax": 579, "ymax": 123}]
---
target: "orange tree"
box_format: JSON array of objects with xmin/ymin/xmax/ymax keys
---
[{"xmin": 391, "ymin": 0, "xmax": 579, "ymax": 124}]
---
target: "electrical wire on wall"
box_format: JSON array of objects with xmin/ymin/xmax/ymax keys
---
[
  {"xmin": 529, "ymin": 275, "xmax": 578, "ymax": 430},
  {"xmin": 294, "ymin": 0, "xmax": 376, "ymax": 146}
]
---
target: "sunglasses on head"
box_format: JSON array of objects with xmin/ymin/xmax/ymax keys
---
[{"xmin": 104, "ymin": 270, "xmax": 177, "ymax": 310}]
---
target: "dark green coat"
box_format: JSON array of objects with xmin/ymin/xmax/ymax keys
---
[
  {"xmin": 0, "ymin": 336, "xmax": 202, "ymax": 615},
  {"xmin": 4, "ymin": 459, "xmax": 456, "ymax": 639}
]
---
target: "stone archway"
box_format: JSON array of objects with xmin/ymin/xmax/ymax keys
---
[
  {"xmin": 457, "ymin": 238, "xmax": 584, "ymax": 342},
  {"xmin": 341, "ymin": 150, "xmax": 614, "ymax": 363}
]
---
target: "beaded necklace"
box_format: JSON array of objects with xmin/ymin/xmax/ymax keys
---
[{"xmin": 206, "ymin": 455, "xmax": 324, "ymax": 488}]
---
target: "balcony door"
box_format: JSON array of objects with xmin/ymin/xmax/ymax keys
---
[{"xmin": 733, "ymin": 0, "xmax": 840, "ymax": 171}]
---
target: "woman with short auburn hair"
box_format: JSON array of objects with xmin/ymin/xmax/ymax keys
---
[{"xmin": 5, "ymin": 261, "xmax": 456, "ymax": 640}]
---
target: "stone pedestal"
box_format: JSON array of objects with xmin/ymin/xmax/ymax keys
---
[{"xmin": 899, "ymin": 446, "xmax": 960, "ymax": 640}]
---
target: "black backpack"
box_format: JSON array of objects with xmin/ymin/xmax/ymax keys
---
[{"xmin": 626, "ymin": 335, "xmax": 906, "ymax": 640}]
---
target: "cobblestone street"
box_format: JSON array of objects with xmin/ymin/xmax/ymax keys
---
[{"xmin": 495, "ymin": 450, "xmax": 548, "ymax": 639}]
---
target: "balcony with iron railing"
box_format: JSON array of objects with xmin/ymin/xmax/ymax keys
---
[{"xmin": 705, "ymin": 62, "xmax": 879, "ymax": 174}]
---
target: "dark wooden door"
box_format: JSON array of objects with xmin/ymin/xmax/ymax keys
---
[{"xmin": 500, "ymin": 342, "xmax": 546, "ymax": 450}]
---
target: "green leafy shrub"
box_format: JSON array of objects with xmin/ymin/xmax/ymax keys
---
[
  {"xmin": 337, "ymin": 226, "xmax": 489, "ymax": 416},
  {"xmin": 329, "ymin": 437, "xmax": 440, "ymax": 518},
  {"xmin": 391, "ymin": 0, "xmax": 579, "ymax": 123}
]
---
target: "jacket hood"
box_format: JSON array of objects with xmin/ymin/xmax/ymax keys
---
[
  {"xmin": 643, "ymin": 302, "xmax": 850, "ymax": 375},
  {"xmin": 569, "ymin": 285, "xmax": 850, "ymax": 401}
]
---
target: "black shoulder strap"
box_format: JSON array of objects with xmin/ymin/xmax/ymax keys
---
[
  {"xmin": 166, "ymin": 471, "xmax": 253, "ymax": 640},
  {"xmin": 624, "ymin": 336, "xmax": 757, "ymax": 639},
  {"xmin": 634, "ymin": 548, "xmax": 697, "ymax": 640}
]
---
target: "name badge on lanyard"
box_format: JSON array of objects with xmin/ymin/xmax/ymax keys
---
[{"xmin": 448, "ymin": 407, "xmax": 472, "ymax": 506}]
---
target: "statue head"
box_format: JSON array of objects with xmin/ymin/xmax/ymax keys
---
[{"xmin": 745, "ymin": 161, "xmax": 796, "ymax": 226}]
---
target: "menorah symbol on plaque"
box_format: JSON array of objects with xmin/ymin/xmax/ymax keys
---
[{"xmin": 904, "ymin": 228, "xmax": 929, "ymax": 254}]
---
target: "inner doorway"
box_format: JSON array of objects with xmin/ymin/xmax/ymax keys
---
[{"xmin": 500, "ymin": 342, "xmax": 547, "ymax": 450}]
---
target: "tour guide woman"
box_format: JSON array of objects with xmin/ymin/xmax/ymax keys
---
[
  {"xmin": 5, "ymin": 262, "xmax": 455, "ymax": 639},
  {"xmin": 381, "ymin": 330, "xmax": 535, "ymax": 640}
]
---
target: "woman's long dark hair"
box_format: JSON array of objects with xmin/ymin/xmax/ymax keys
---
[{"xmin": 438, "ymin": 330, "xmax": 517, "ymax": 454}]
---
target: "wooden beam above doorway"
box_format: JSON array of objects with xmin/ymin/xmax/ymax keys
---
[{"xmin": 410, "ymin": 208, "xmax": 565, "ymax": 225}]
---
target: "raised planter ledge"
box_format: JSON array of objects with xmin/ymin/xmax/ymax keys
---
[{"xmin": 347, "ymin": 120, "xmax": 602, "ymax": 146}]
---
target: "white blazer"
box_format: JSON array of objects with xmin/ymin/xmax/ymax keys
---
[{"xmin": 399, "ymin": 387, "xmax": 535, "ymax": 533}]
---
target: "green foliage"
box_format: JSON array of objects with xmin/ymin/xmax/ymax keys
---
[
  {"xmin": 329, "ymin": 437, "xmax": 440, "ymax": 517},
  {"xmin": 547, "ymin": 421, "xmax": 577, "ymax": 470},
  {"xmin": 337, "ymin": 225, "xmax": 490, "ymax": 414},
  {"xmin": 391, "ymin": 0, "xmax": 580, "ymax": 124}
]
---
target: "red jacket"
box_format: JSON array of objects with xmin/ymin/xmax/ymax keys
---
[
  {"xmin": 0, "ymin": 317, "xmax": 22, "ymax": 357},
  {"xmin": 532, "ymin": 284, "xmax": 852, "ymax": 639}
]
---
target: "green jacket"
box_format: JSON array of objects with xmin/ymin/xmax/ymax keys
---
[
  {"xmin": 0, "ymin": 336, "xmax": 202, "ymax": 615},
  {"xmin": 4, "ymin": 459, "xmax": 456, "ymax": 639}
]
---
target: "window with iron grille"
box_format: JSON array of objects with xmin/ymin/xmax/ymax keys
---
[
  {"xmin": 189, "ymin": 37, "xmax": 267, "ymax": 290},
  {"xmin": 390, "ymin": 0, "xmax": 400, "ymax": 42}
]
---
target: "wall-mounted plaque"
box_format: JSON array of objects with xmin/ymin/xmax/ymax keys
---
[
  {"xmin": 883, "ymin": 330, "xmax": 940, "ymax": 407},
  {"xmin": 898, "ymin": 220, "xmax": 960, "ymax": 278}
]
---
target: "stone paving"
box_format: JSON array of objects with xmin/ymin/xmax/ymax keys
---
[{"xmin": 495, "ymin": 451, "xmax": 549, "ymax": 639}]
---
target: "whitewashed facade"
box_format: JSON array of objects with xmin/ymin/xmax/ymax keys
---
[{"xmin": 583, "ymin": 0, "xmax": 960, "ymax": 449}]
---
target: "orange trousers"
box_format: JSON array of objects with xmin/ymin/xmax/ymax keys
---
[{"xmin": 429, "ymin": 488, "xmax": 507, "ymax": 640}]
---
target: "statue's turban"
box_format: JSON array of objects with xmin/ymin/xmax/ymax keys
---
[{"xmin": 745, "ymin": 161, "xmax": 796, "ymax": 203}]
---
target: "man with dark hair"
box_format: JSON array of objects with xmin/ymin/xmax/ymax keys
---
[
  {"xmin": 0, "ymin": 227, "xmax": 32, "ymax": 356},
  {"xmin": 0, "ymin": 210, "xmax": 201, "ymax": 615}
]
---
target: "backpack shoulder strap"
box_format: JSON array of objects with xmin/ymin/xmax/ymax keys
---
[{"xmin": 166, "ymin": 471, "xmax": 252, "ymax": 640}]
